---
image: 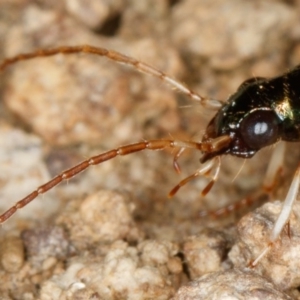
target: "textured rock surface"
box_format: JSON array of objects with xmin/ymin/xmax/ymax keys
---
[
  {"xmin": 39, "ymin": 239, "xmax": 181, "ymax": 300},
  {"xmin": 182, "ymin": 229, "xmax": 229, "ymax": 279},
  {"xmin": 172, "ymin": 269, "xmax": 293, "ymax": 300},
  {"xmin": 1, "ymin": 0, "xmax": 300, "ymax": 299},
  {"xmin": 230, "ymin": 201, "xmax": 300, "ymax": 290}
]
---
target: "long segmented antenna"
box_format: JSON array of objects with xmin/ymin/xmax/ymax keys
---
[
  {"xmin": 0, "ymin": 139, "xmax": 210, "ymax": 224},
  {"xmin": 0, "ymin": 45, "xmax": 232, "ymax": 225},
  {"xmin": 0, "ymin": 45, "xmax": 223, "ymax": 109}
]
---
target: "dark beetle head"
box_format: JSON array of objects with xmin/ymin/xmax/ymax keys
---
[{"xmin": 200, "ymin": 77, "xmax": 284, "ymax": 163}]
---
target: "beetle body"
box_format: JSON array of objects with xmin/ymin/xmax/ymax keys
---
[
  {"xmin": 202, "ymin": 65, "xmax": 300, "ymax": 163},
  {"xmin": 0, "ymin": 46, "xmax": 300, "ymax": 270}
]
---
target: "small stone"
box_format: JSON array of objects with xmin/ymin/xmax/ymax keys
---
[
  {"xmin": 183, "ymin": 229, "xmax": 228, "ymax": 279},
  {"xmin": 21, "ymin": 226, "xmax": 70, "ymax": 269},
  {"xmin": 0, "ymin": 236, "xmax": 24, "ymax": 273},
  {"xmin": 172, "ymin": 269, "xmax": 292, "ymax": 300}
]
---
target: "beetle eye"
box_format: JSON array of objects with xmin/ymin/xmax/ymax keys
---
[{"xmin": 240, "ymin": 110, "xmax": 280, "ymax": 149}]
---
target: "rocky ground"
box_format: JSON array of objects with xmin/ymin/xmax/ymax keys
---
[{"xmin": 1, "ymin": 0, "xmax": 300, "ymax": 299}]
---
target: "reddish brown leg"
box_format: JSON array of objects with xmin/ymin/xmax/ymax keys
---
[
  {"xmin": 263, "ymin": 143, "xmax": 285, "ymax": 192},
  {"xmin": 199, "ymin": 193, "xmax": 271, "ymax": 218},
  {"xmin": 285, "ymin": 221, "xmax": 291, "ymax": 239},
  {"xmin": 199, "ymin": 143, "xmax": 285, "ymax": 218}
]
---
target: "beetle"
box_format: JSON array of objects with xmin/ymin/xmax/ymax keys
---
[{"xmin": 0, "ymin": 45, "xmax": 299, "ymax": 265}]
